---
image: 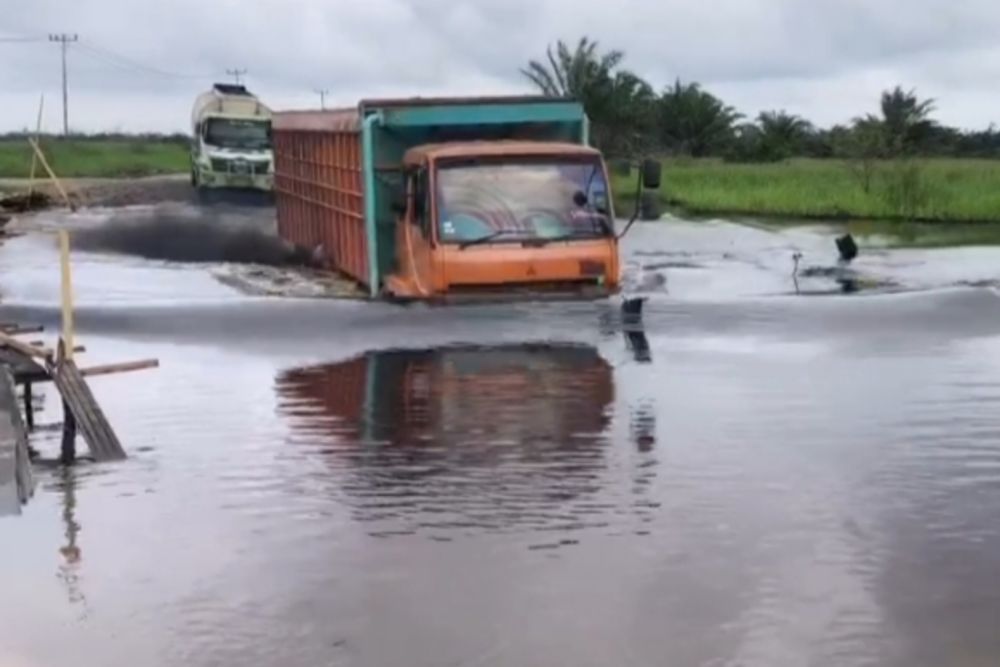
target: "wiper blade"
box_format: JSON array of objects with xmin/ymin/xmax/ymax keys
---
[
  {"xmin": 530, "ymin": 233, "xmax": 604, "ymax": 246},
  {"xmin": 458, "ymin": 230, "xmax": 518, "ymax": 249}
]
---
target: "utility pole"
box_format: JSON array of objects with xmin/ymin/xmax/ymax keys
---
[
  {"xmin": 49, "ymin": 34, "xmax": 78, "ymax": 136},
  {"xmin": 226, "ymin": 68, "xmax": 247, "ymax": 85},
  {"xmin": 314, "ymin": 89, "xmax": 329, "ymax": 110}
]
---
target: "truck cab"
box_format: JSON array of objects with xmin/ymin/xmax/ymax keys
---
[
  {"xmin": 386, "ymin": 141, "xmax": 619, "ymax": 300},
  {"xmin": 190, "ymin": 84, "xmax": 274, "ymax": 193}
]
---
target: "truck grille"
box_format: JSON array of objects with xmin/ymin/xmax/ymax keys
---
[{"xmin": 210, "ymin": 158, "xmax": 270, "ymax": 175}]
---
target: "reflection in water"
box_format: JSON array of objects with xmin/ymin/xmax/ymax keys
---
[
  {"xmin": 52, "ymin": 467, "xmax": 88, "ymax": 615},
  {"xmin": 630, "ymin": 399, "xmax": 657, "ymax": 453},
  {"xmin": 625, "ymin": 330, "xmax": 652, "ymax": 363},
  {"xmin": 276, "ymin": 344, "xmax": 617, "ymax": 540}
]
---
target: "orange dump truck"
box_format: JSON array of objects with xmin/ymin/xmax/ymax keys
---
[{"xmin": 272, "ymin": 96, "xmax": 659, "ymax": 301}]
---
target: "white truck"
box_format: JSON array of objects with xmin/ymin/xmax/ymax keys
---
[{"xmin": 190, "ymin": 83, "xmax": 273, "ymax": 193}]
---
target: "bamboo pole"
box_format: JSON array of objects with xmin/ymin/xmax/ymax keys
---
[
  {"xmin": 28, "ymin": 94, "xmax": 44, "ymax": 196},
  {"xmin": 27, "ymin": 137, "xmax": 74, "ymax": 211},
  {"xmin": 59, "ymin": 229, "xmax": 75, "ymax": 361}
]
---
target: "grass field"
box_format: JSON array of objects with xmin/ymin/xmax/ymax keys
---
[
  {"xmin": 0, "ymin": 137, "xmax": 189, "ymax": 179},
  {"xmin": 613, "ymin": 158, "xmax": 1000, "ymax": 224}
]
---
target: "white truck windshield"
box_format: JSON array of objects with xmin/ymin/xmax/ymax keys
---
[
  {"xmin": 205, "ymin": 118, "xmax": 271, "ymax": 150},
  {"xmin": 436, "ymin": 160, "xmax": 611, "ymax": 243}
]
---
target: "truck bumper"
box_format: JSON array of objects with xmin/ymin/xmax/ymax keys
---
[
  {"xmin": 197, "ymin": 170, "xmax": 273, "ymax": 192},
  {"xmin": 384, "ymin": 273, "xmax": 617, "ymax": 304}
]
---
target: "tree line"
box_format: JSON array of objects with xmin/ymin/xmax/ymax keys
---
[{"xmin": 522, "ymin": 37, "xmax": 1000, "ymax": 163}]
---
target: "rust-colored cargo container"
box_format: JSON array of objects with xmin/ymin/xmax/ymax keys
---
[
  {"xmin": 273, "ymin": 96, "xmax": 659, "ymax": 301},
  {"xmin": 272, "ymin": 109, "xmax": 369, "ymax": 285}
]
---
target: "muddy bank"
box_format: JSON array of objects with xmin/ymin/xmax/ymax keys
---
[{"xmin": 0, "ymin": 175, "xmax": 203, "ymax": 209}]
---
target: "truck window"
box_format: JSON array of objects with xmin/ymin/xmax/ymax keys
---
[
  {"xmin": 413, "ymin": 169, "xmax": 431, "ymax": 235},
  {"xmin": 435, "ymin": 159, "xmax": 610, "ymax": 243},
  {"xmin": 204, "ymin": 118, "xmax": 271, "ymax": 150}
]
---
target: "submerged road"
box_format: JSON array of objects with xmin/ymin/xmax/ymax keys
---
[{"xmin": 2, "ymin": 204, "xmax": 1000, "ymax": 666}]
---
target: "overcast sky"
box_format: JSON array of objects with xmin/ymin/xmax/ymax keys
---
[{"xmin": 1, "ymin": 0, "xmax": 998, "ymax": 134}]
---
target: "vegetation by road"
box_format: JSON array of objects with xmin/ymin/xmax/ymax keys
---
[
  {"xmin": 0, "ymin": 135, "xmax": 188, "ymax": 179},
  {"xmin": 610, "ymin": 158, "xmax": 1000, "ymax": 223},
  {"xmin": 527, "ymin": 37, "xmax": 1000, "ymax": 231}
]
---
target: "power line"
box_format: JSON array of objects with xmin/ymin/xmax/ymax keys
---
[
  {"xmin": 0, "ymin": 36, "xmax": 45, "ymax": 43},
  {"xmin": 76, "ymin": 40, "xmax": 211, "ymax": 80}
]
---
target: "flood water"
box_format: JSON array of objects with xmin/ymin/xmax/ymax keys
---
[{"xmin": 3, "ymin": 208, "xmax": 1000, "ymax": 666}]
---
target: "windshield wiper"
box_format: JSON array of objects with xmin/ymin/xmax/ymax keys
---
[
  {"xmin": 530, "ymin": 232, "xmax": 605, "ymax": 246},
  {"xmin": 458, "ymin": 230, "xmax": 519, "ymax": 249}
]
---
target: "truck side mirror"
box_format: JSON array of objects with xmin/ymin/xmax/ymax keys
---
[{"xmin": 641, "ymin": 159, "xmax": 662, "ymax": 190}]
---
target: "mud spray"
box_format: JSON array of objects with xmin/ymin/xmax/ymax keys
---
[{"xmin": 73, "ymin": 203, "xmax": 316, "ymax": 267}]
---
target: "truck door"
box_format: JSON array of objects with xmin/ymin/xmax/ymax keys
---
[{"xmin": 404, "ymin": 168, "xmax": 436, "ymax": 294}]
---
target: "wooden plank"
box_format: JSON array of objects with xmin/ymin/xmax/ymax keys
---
[
  {"xmin": 11, "ymin": 357, "xmax": 157, "ymax": 385},
  {"xmin": 51, "ymin": 357, "xmax": 126, "ymax": 461},
  {"xmin": 80, "ymin": 359, "xmax": 159, "ymax": 378},
  {"xmin": 61, "ymin": 361, "xmax": 118, "ymax": 460},
  {"xmin": 0, "ymin": 331, "xmax": 52, "ymax": 361},
  {"xmin": 0, "ymin": 324, "xmax": 44, "ymax": 335}
]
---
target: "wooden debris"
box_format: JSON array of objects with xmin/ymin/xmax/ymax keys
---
[{"xmin": 49, "ymin": 342, "xmax": 126, "ymax": 462}]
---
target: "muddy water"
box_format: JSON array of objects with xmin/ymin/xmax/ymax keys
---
[{"xmin": 2, "ymin": 208, "xmax": 1000, "ymax": 666}]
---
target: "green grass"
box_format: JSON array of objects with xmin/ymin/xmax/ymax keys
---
[
  {"xmin": 612, "ymin": 157, "xmax": 1000, "ymax": 224},
  {"xmin": 0, "ymin": 137, "xmax": 189, "ymax": 179}
]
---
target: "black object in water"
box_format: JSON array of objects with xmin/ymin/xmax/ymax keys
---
[
  {"xmin": 625, "ymin": 330, "xmax": 652, "ymax": 363},
  {"xmin": 836, "ymin": 234, "xmax": 858, "ymax": 263},
  {"xmin": 622, "ymin": 297, "xmax": 645, "ymax": 323}
]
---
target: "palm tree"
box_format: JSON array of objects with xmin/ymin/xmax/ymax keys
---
[
  {"xmin": 521, "ymin": 37, "xmax": 623, "ymax": 98},
  {"xmin": 521, "ymin": 37, "xmax": 654, "ymax": 157},
  {"xmin": 591, "ymin": 70, "xmax": 657, "ymax": 156},
  {"xmin": 756, "ymin": 110, "xmax": 813, "ymax": 161},
  {"xmin": 879, "ymin": 86, "xmax": 936, "ymax": 154},
  {"xmin": 658, "ymin": 79, "xmax": 742, "ymax": 156}
]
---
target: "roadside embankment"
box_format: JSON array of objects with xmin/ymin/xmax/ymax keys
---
[{"xmin": 612, "ymin": 157, "xmax": 1000, "ymax": 225}]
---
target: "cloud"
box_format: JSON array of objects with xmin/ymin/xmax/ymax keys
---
[{"xmin": 0, "ymin": 0, "xmax": 998, "ymax": 132}]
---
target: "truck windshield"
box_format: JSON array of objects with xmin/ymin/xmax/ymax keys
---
[
  {"xmin": 436, "ymin": 159, "xmax": 612, "ymax": 243},
  {"xmin": 204, "ymin": 118, "xmax": 271, "ymax": 150}
]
